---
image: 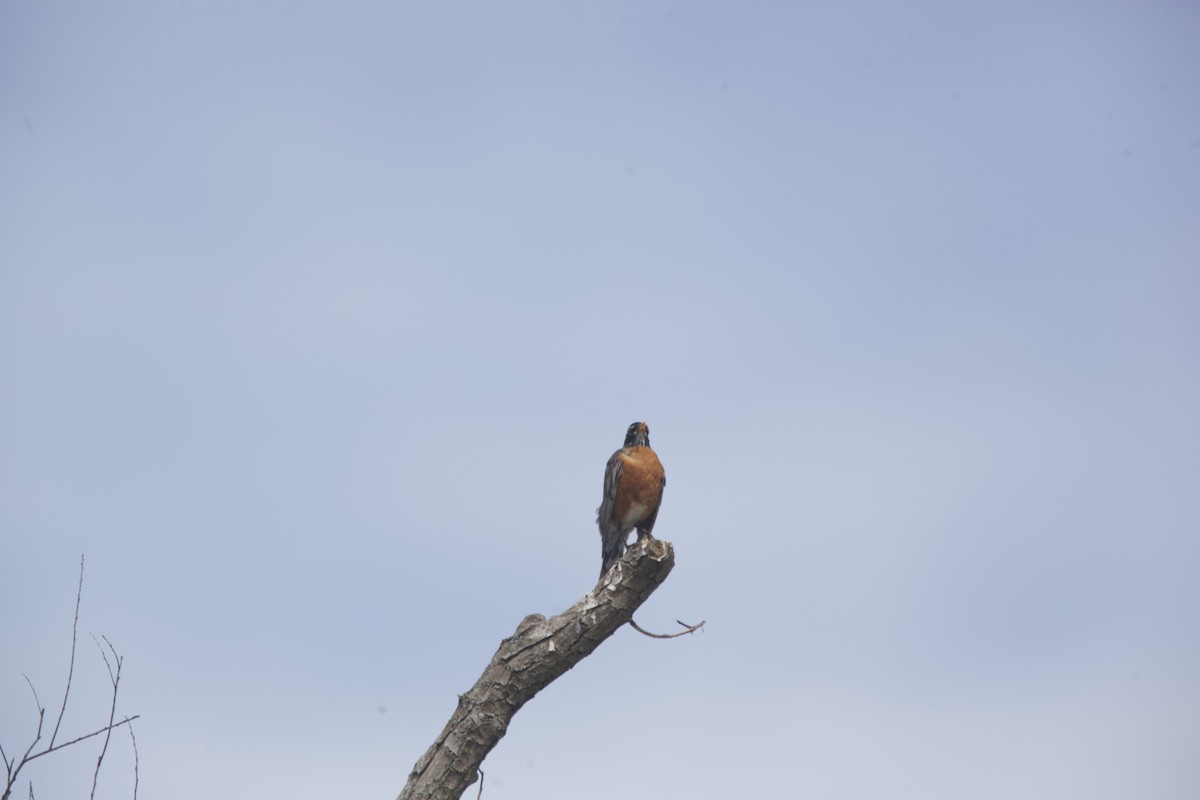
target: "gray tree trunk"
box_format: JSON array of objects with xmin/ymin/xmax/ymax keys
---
[{"xmin": 396, "ymin": 539, "xmax": 676, "ymax": 800}]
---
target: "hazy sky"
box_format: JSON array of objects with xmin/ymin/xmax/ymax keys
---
[{"xmin": 3, "ymin": 2, "xmax": 1198, "ymax": 798}]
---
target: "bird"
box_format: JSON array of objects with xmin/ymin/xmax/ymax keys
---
[{"xmin": 596, "ymin": 421, "xmax": 666, "ymax": 579}]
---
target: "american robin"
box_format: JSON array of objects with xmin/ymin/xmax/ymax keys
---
[{"xmin": 596, "ymin": 421, "xmax": 666, "ymax": 578}]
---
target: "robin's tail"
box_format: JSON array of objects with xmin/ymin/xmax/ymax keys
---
[{"xmin": 599, "ymin": 530, "xmax": 625, "ymax": 579}]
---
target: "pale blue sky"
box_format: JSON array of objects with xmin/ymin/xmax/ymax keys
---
[{"xmin": 3, "ymin": 2, "xmax": 1198, "ymax": 798}]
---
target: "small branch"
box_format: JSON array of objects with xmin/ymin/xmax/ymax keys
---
[
  {"xmin": 21, "ymin": 717, "xmax": 140, "ymax": 765},
  {"xmin": 3, "ymin": 558, "xmax": 140, "ymax": 800},
  {"xmin": 6, "ymin": 698, "xmax": 44, "ymax": 800},
  {"xmin": 628, "ymin": 618, "xmax": 706, "ymax": 639},
  {"xmin": 3, "ymin": 685, "xmax": 41, "ymax": 800},
  {"xmin": 475, "ymin": 769, "xmax": 484, "ymax": 800},
  {"xmin": 13, "ymin": 715, "xmax": 41, "ymax": 778},
  {"xmin": 127, "ymin": 721, "xmax": 139, "ymax": 800},
  {"xmin": 89, "ymin": 637, "xmax": 124, "ymax": 800},
  {"xmin": 50, "ymin": 555, "xmax": 84, "ymax": 750}
]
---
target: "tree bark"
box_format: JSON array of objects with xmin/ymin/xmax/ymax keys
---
[{"xmin": 396, "ymin": 539, "xmax": 676, "ymax": 800}]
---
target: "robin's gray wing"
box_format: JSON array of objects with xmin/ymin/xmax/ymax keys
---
[{"xmin": 597, "ymin": 449, "xmax": 626, "ymax": 576}]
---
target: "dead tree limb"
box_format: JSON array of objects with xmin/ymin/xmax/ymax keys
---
[{"xmin": 397, "ymin": 538, "xmax": 677, "ymax": 800}]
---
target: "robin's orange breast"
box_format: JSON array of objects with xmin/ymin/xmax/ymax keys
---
[{"xmin": 613, "ymin": 446, "xmax": 665, "ymax": 527}]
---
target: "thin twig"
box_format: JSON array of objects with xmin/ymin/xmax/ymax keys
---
[
  {"xmin": 7, "ymin": 699, "xmax": 44, "ymax": 800},
  {"xmin": 20, "ymin": 678, "xmax": 42, "ymax": 717},
  {"xmin": 127, "ymin": 721, "xmax": 139, "ymax": 800},
  {"xmin": 628, "ymin": 618, "xmax": 706, "ymax": 639},
  {"xmin": 2, "ymin": 680, "xmax": 44, "ymax": 800},
  {"xmin": 15, "ymin": 676, "xmax": 45, "ymax": 777},
  {"xmin": 50, "ymin": 556, "xmax": 84, "ymax": 750},
  {"xmin": 89, "ymin": 638, "xmax": 123, "ymax": 800},
  {"xmin": 91, "ymin": 636, "xmax": 116, "ymax": 687},
  {"xmin": 476, "ymin": 768, "xmax": 484, "ymax": 800}
]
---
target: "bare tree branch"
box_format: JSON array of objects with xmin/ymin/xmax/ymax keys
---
[
  {"xmin": 21, "ymin": 718, "xmax": 140, "ymax": 764},
  {"xmin": 2, "ymin": 693, "xmax": 140, "ymax": 800},
  {"xmin": 397, "ymin": 538, "xmax": 679, "ymax": 800},
  {"xmin": 2, "ymin": 558, "xmax": 139, "ymax": 800}
]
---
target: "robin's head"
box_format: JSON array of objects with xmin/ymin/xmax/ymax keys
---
[{"xmin": 624, "ymin": 421, "xmax": 650, "ymax": 448}]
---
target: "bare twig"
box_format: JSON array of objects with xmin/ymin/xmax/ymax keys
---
[
  {"xmin": 475, "ymin": 769, "xmax": 484, "ymax": 800},
  {"xmin": 50, "ymin": 555, "xmax": 84, "ymax": 750},
  {"xmin": 6, "ymin": 682, "xmax": 45, "ymax": 800},
  {"xmin": 628, "ymin": 618, "xmax": 706, "ymax": 639},
  {"xmin": 3, "ymin": 688, "xmax": 139, "ymax": 800},
  {"xmin": 127, "ymin": 722, "xmax": 139, "ymax": 800},
  {"xmin": 20, "ymin": 678, "xmax": 42, "ymax": 717},
  {"xmin": 92, "ymin": 636, "xmax": 116, "ymax": 686},
  {"xmin": 0, "ymin": 679, "xmax": 43, "ymax": 778},
  {"xmin": 89, "ymin": 637, "xmax": 123, "ymax": 800},
  {"xmin": 21, "ymin": 717, "xmax": 139, "ymax": 763}
]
